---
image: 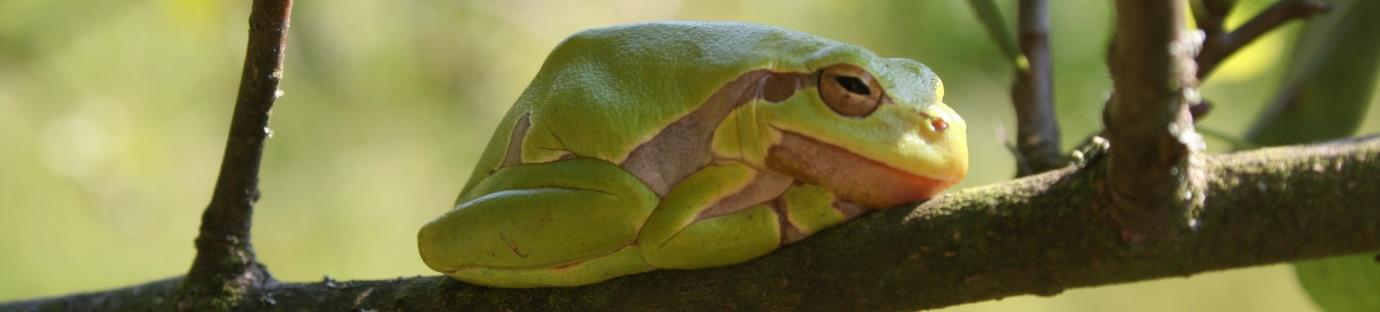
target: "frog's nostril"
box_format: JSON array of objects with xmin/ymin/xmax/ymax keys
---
[{"xmin": 930, "ymin": 118, "xmax": 948, "ymax": 131}]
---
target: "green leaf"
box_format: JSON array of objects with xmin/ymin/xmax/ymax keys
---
[{"xmin": 1296, "ymin": 255, "xmax": 1380, "ymax": 312}]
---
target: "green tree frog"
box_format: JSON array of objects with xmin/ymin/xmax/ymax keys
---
[{"xmin": 418, "ymin": 21, "xmax": 968, "ymax": 288}]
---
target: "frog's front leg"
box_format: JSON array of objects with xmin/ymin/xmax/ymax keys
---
[
  {"xmin": 637, "ymin": 162, "xmax": 876, "ymax": 269},
  {"xmin": 637, "ymin": 163, "xmax": 794, "ymax": 269},
  {"xmin": 778, "ymin": 183, "xmax": 870, "ymax": 243},
  {"xmin": 633, "ymin": 162, "xmax": 859, "ymax": 267}
]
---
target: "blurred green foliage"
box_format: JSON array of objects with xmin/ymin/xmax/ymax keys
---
[
  {"xmin": 1238, "ymin": 0, "xmax": 1380, "ymax": 311},
  {"xmin": 0, "ymin": 0, "xmax": 1375, "ymax": 310}
]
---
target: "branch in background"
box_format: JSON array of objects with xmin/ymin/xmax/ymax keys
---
[
  {"xmin": 1196, "ymin": 0, "xmax": 1330, "ymax": 80},
  {"xmin": 1104, "ymin": 0, "xmax": 1204, "ymax": 245},
  {"xmin": 8, "ymin": 135, "xmax": 1380, "ymax": 311},
  {"xmin": 1248, "ymin": 0, "xmax": 1378, "ymax": 146},
  {"xmin": 966, "ymin": 0, "xmax": 1065, "ymax": 176},
  {"xmin": 4, "ymin": 1, "xmax": 1371, "ymax": 310},
  {"xmin": 1011, "ymin": 0, "xmax": 1063, "ymax": 176},
  {"xmin": 1189, "ymin": 98, "xmax": 1214, "ymax": 121},
  {"xmin": 178, "ymin": 0, "xmax": 293, "ymax": 307},
  {"xmin": 1190, "ymin": 0, "xmax": 1235, "ymax": 40},
  {"xmin": 967, "ymin": 0, "xmax": 1019, "ymax": 61}
]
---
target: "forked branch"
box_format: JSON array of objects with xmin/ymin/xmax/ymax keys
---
[
  {"xmin": 1104, "ymin": 0, "xmax": 1204, "ymax": 245},
  {"xmin": 1195, "ymin": 0, "xmax": 1331, "ymax": 80}
]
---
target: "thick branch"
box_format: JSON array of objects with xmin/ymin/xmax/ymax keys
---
[
  {"xmin": 1012, "ymin": 0, "xmax": 1063, "ymax": 175},
  {"xmin": 1196, "ymin": 0, "xmax": 1330, "ymax": 80},
  {"xmin": 180, "ymin": 0, "xmax": 293, "ymax": 304},
  {"xmin": 10, "ymin": 135, "xmax": 1380, "ymax": 311},
  {"xmin": 1104, "ymin": 0, "xmax": 1204, "ymax": 244}
]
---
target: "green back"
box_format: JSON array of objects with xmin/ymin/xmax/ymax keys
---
[{"xmin": 458, "ymin": 21, "xmax": 893, "ymax": 199}]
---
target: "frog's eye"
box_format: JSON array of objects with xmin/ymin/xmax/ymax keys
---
[{"xmin": 819, "ymin": 64, "xmax": 883, "ymax": 117}]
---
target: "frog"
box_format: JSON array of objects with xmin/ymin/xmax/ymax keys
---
[{"xmin": 418, "ymin": 21, "xmax": 968, "ymax": 288}]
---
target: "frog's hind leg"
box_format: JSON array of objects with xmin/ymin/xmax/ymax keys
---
[
  {"xmin": 447, "ymin": 245, "xmax": 651, "ymax": 287},
  {"xmin": 418, "ymin": 157, "xmax": 659, "ymax": 287}
]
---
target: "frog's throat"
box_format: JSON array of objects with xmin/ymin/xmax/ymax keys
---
[{"xmin": 766, "ymin": 130, "xmax": 953, "ymax": 208}]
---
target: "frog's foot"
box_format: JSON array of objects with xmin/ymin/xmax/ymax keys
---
[{"xmin": 775, "ymin": 183, "xmax": 869, "ymax": 244}]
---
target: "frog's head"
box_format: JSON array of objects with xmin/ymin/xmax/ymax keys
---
[{"xmin": 731, "ymin": 51, "xmax": 968, "ymax": 208}]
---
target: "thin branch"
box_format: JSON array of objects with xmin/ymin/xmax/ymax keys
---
[
  {"xmin": 1189, "ymin": 98, "xmax": 1214, "ymax": 121},
  {"xmin": 1191, "ymin": 0, "xmax": 1235, "ymax": 39},
  {"xmin": 965, "ymin": 0, "xmax": 1064, "ymax": 175},
  {"xmin": 1012, "ymin": 0, "xmax": 1064, "ymax": 176},
  {"xmin": 9, "ymin": 135, "xmax": 1380, "ymax": 311},
  {"xmin": 1197, "ymin": 0, "xmax": 1331, "ymax": 80},
  {"xmin": 1248, "ymin": 0, "xmax": 1379, "ymax": 149},
  {"xmin": 967, "ymin": 0, "xmax": 1020, "ymax": 62},
  {"xmin": 179, "ymin": 0, "xmax": 293, "ymax": 305},
  {"xmin": 3, "ymin": 1, "xmax": 1370, "ymax": 310},
  {"xmin": 1104, "ymin": 0, "xmax": 1204, "ymax": 245}
]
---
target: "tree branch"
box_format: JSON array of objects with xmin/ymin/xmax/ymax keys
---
[
  {"xmin": 1245, "ymin": 1, "xmax": 1380, "ymax": 307},
  {"xmin": 967, "ymin": 0, "xmax": 1020, "ymax": 61},
  {"xmin": 1190, "ymin": 0, "xmax": 1234, "ymax": 39},
  {"xmin": 965, "ymin": 0, "xmax": 1065, "ymax": 176},
  {"xmin": 8, "ymin": 135, "xmax": 1380, "ymax": 311},
  {"xmin": 4, "ymin": 1, "xmax": 1373, "ymax": 310},
  {"xmin": 1011, "ymin": 0, "xmax": 1064, "ymax": 175},
  {"xmin": 1247, "ymin": 0, "xmax": 1379, "ymax": 146},
  {"xmin": 1104, "ymin": 0, "xmax": 1205, "ymax": 245},
  {"xmin": 178, "ymin": 0, "xmax": 293, "ymax": 307},
  {"xmin": 1196, "ymin": 0, "xmax": 1330, "ymax": 80}
]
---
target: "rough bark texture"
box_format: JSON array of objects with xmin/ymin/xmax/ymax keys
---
[
  {"xmin": 6, "ymin": 135, "xmax": 1380, "ymax": 311},
  {"xmin": 1103, "ymin": 0, "xmax": 1205, "ymax": 246},
  {"xmin": 177, "ymin": 0, "xmax": 292, "ymax": 309}
]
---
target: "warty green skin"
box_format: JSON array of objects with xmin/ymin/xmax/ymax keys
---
[{"xmin": 418, "ymin": 21, "xmax": 968, "ymax": 288}]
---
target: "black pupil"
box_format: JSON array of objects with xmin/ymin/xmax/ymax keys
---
[{"xmin": 836, "ymin": 76, "xmax": 871, "ymax": 95}]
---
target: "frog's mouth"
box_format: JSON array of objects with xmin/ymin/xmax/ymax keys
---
[{"xmin": 766, "ymin": 131, "xmax": 955, "ymax": 208}]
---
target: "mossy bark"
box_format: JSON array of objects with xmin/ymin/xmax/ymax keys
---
[{"xmin": 6, "ymin": 136, "xmax": 1379, "ymax": 311}]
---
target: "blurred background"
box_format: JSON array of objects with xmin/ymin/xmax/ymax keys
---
[{"xmin": 1, "ymin": 0, "xmax": 1375, "ymax": 310}]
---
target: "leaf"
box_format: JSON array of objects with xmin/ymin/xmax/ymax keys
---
[{"xmin": 1296, "ymin": 255, "xmax": 1380, "ymax": 312}]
